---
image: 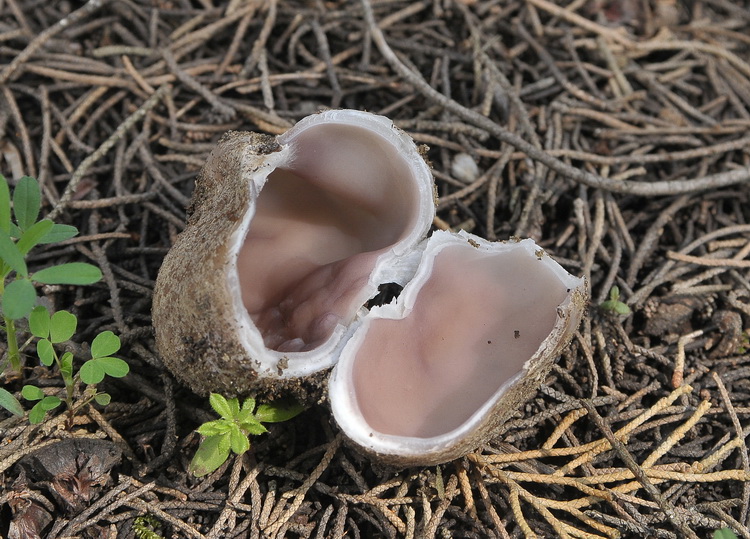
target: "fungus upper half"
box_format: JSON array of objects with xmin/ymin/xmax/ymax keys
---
[
  {"xmin": 235, "ymin": 117, "xmax": 429, "ymax": 353},
  {"xmin": 152, "ymin": 109, "xmax": 587, "ymax": 466}
]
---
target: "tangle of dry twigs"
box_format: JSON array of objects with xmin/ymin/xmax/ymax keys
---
[{"xmin": 1, "ymin": 0, "xmax": 750, "ymax": 537}]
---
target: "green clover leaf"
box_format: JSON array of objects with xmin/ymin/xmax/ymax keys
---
[
  {"xmin": 13, "ymin": 176, "xmax": 41, "ymax": 232},
  {"xmin": 32, "ymin": 262, "xmax": 102, "ymax": 285},
  {"xmin": 3, "ymin": 278, "xmax": 36, "ymax": 320}
]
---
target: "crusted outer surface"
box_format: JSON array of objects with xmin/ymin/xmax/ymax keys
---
[{"xmin": 153, "ymin": 132, "xmax": 326, "ymax": 402}]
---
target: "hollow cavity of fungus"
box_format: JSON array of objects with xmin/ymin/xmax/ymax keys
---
[
  {"xmin": 329, "ymin": 231, "xmax": 586, "ymax": 465},
  {"xmin": 153, "ymin": 109, "xmax": 587, "ymax": 467},
  {"xmin": 236, "ymin": 113, "xmax": 432, "ymax": 356}
]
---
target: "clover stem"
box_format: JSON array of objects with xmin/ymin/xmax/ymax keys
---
[
  {"xmin": 4, "ymin": 316, "xmax": 21, "ymax": 373},
  {"xmin": 57, "ymin": 354, "xmax": 75, "ymax": 414},
  {"xmin": 64, "ymin": 378, "xmax": 74, "ymax": 411}
]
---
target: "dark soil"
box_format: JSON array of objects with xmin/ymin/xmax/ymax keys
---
[{"xmin": 1, "ymin": 1, "xmax": 750, "ymax": 537}]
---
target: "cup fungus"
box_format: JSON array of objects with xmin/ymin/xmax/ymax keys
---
[{"xmin": 153, "ymin": 109, "xmax": 587, "ymax": 466}]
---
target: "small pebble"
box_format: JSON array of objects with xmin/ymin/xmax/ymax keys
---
[{"xmin": 451, "ymin": 153, "xmax": 480, "ymax": 183}]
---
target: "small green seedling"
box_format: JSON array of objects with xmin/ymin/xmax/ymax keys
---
[
  {"xmin": 133, "ymin": 514, "xmax": 164, "ymax": 539},
  {"xmin": 714, "ymin": 528, "xmax": 739, "ymax": 539},
  {"xmin": 738, "ymin": 330, "xmax": 749, "ymax": 354},
  {"xmin": 0, "ymin": 174, "xmax": 119, "ymax": 420},
  {"xmin": 21, "ymin": 305, "xmax": 128, "ymax": 423},
  {"xmin": 190, "ymin": 393, "xmax": 304, "ymax": 477},
  {"xmin": 0, "ymin": 175, "xmax": 102, "ymax": 372},
  {"xmin": 600, "ymin": 285, "xmax": 631, "ymax": 315}
]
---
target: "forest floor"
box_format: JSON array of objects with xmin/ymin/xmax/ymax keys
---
[{"xmin": 1, "ymin": 0, "xmax": 750, "ymax": 537}]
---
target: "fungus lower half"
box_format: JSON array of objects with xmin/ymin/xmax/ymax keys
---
[{"xmin": 152, "ymin": 109, "xmax": 587, "ymax": 467}]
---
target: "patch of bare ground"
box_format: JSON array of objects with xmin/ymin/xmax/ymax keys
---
[{"xmin": 1, "ymin": 0, "xmax": 750, "ymax": 537}]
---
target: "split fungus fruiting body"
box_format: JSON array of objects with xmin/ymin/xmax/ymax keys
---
[{"xmin": 152, "ymin": 110, "xmax": 588, "ymax": 467}]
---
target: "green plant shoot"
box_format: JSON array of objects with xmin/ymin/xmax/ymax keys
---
[
  {"xmin": 21, "ymin": 305, "xmax": 129, "ymax": 424},
  {"xmin": 600, "ymin": 285, "xmax": 631, "ymax": 315},
  {"xmin": 0, "ymin": 174, "xmax": 101, "ymax": 374},
  {"xmin": 133, "ymin": 514, "xmax": 165, "ymax": 539},
  {"xmin": 0, "ymin": 174, "xmax": 104, "ymax": 419},
  {"xmin": 189, "ymin": 394, "xmax": 304, "ymax": 477}
]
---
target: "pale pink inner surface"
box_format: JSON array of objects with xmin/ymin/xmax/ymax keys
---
[
  {"xmin": 237, "ymin": 124, "xmax": 419, "ymax": 352},
  {"xmin": 352, "ymin": 244, "xmax": 568, "ymax": 438}
]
